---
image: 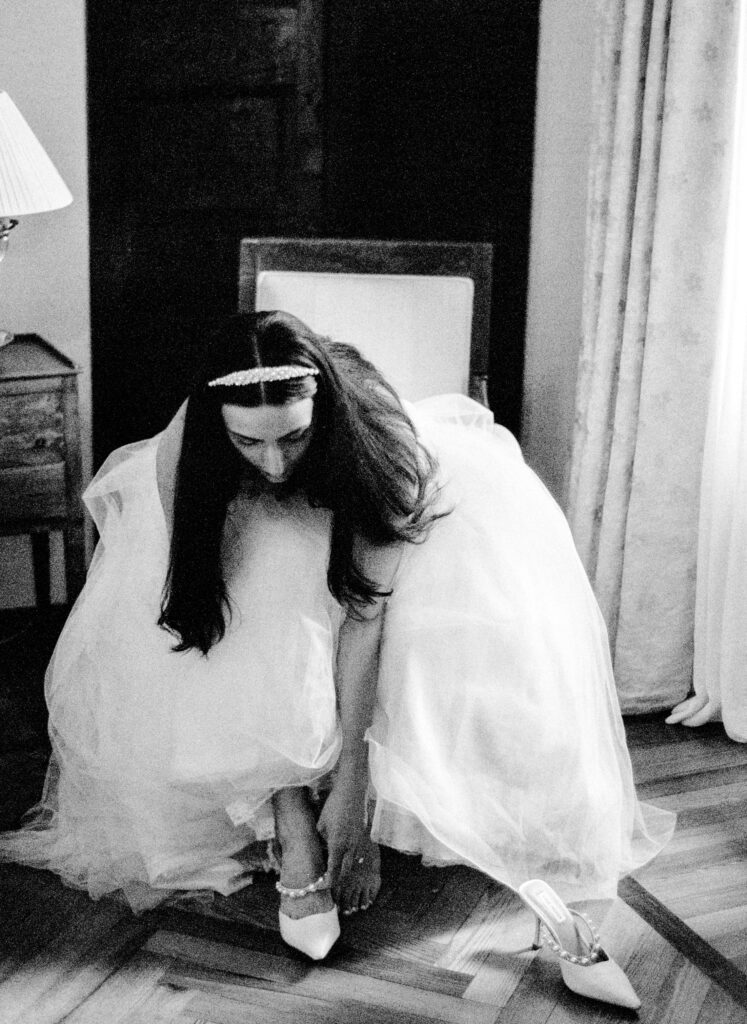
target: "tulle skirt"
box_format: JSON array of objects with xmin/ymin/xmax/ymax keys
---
[{"xmin": 0, "ymin": 395, "xmax": 674, "ymax": 909}]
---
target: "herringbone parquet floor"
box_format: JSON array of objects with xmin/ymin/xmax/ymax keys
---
[{"xmin": 1, "ymin": 609, "xmax": 746, "ymax": 1024}]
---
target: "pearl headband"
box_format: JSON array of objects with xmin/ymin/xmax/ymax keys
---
[{"xmin": 207, "ymin": 365, "xmax": 320, "ymax": 387}]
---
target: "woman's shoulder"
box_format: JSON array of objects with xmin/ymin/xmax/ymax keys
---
[
  {"xmin": 86, "ymin": 436, "xmax": 159, "ymax": 497},
  {"xmin": 82, "ymin": 404, "xmax": 186, "ymax": 531},
  {"xmin": 407, "ymin": 394, "xmax": 524, "ymax": 463}
]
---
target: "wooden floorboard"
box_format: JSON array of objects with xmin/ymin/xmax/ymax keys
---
[
  {"xmin": 0, "ymin": 861, "xmax": 744, "ymax": 1024},
  {"xmin": 2, "ymin": 612, "xmax": 747, "ymax": 1022},
  {"xmin": 149, "ymin": 945, "xmax": 497, "ymax": 1024},
  {"xmin": 626, "ymin": 712, "xmax": 747, "ymax": 1004},
  {"xmin": 0, "ymin": 885, "xmax": 154, "ymax": 1024}
]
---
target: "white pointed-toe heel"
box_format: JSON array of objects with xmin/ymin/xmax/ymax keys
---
[
  {"xmin": 276, "ymin": 873, "xmax": 340, "ymax": 960},
  {"xmin": 518, "ymin": 879, "xmax": 641, "ymax": 1011},
  {"xmin": 278, "ymin": 905, "xmax": 341, "ymax": 960}
]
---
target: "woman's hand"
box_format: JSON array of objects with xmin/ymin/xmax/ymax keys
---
[{"xmin": 317, "ymin": 768, "xmax": 368, "ymax": 898}]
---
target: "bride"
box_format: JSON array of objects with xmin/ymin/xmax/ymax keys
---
[{"xmin": 0, "ymin": 310, "xmax": 674, "ymax": 1009}]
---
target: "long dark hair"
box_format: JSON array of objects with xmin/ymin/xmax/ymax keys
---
[{"xmin": 158, "ymin": 310, "xmax": 444, "ymax": 654}]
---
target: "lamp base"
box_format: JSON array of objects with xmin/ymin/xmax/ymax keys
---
[
  {"xmin": 0, "ymin": 216, "xmax": 18, "ymax": 253},
  {"xmin": 0, "ymin": 218, "xmax": 18, "ymax": 346}
]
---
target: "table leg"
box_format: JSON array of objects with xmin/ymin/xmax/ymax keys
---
[
  {"xmin": 30, "ymin": 531, "xmax": 51, "ymax": 610},
  {"xmin": 63, "ymin": 519, "xmax": 87, "ymax": 604}
]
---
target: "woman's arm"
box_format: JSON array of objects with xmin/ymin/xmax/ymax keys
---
[{"xmin": 317, "ymin": 539, "xmax": 403, "ymax": 890}]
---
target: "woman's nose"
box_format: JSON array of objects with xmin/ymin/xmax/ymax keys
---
[{"xmin": 260, "ymin": 444, "xmax": 285, "ymax": 477}]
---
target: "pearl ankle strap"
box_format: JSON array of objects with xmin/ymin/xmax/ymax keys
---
[
  {"xmin": 540, "ymin": 910, "xmax": 605, "ymax": 966},
  {"xmin": 275, "ymin": 873, "xmax": 330, "ymax": 899}
]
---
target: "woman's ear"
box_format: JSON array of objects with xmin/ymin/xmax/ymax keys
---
[{"xmin": 156, "ymin": 400, "xmax": 188, "ymax": 533}]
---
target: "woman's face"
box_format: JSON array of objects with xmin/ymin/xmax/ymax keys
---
[{"xmin": 221, "ymin": 399, "xmax": 315, "ymax": 484}]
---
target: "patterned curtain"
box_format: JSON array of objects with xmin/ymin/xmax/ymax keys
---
[
  {"xmin": 567, "ymin": 0, "xmax": 738, "ymax": 712},
  {"xmin": 668, "ymin": 1, "xmax": 747, "ymax": 741}
]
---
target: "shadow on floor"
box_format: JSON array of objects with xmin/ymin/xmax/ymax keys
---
[{"xmin": 0, "ymin": 607, "xmax": 68, "ymax": 829}]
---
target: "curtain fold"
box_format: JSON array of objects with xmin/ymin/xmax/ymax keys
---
[
  {"xmin": 669, "ymin": 2, "xmax": 747, "ymax": 741},
  {"xmin": 568, "ymin": 0, "xmax": 738, "ymax": 712}
]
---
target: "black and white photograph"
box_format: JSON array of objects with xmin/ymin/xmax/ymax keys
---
[{"xmin": 0, "ymin": 2, "xmax": 745, "ymax": 1021}]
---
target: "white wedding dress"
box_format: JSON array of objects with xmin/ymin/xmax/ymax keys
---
[{"xmin": 0, "ymin": 395, "xmax": 674, "ymax": 910}]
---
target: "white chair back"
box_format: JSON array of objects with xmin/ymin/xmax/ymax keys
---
[{"xmin": 256, "ymin": 270, "xmax": 474, "ymax": 401}]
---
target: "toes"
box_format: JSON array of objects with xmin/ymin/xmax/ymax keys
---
[
  {"xmin": 361, "ymin": 883, "xmax": 380, "ymax": 912},
  {"xmin": 339, "ymin": 880, "xmax": 364, "ymax": 915},
  {"xmin": 340, "ymin": 883, "xmax": 379, "ymax": 916},
  {"xmin": 339, "ymin": 881, "xmax": 360, "ymax": 915},
  {"xmin": 336, "ymin": 843, "xmax": 382, "ymax": 917}
]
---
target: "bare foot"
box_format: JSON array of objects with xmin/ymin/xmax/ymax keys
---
[
  {"xmin": 273, "ymin": 788, "xmax": 335, "ymax": 920},
  {"xmin": 337, "ymin": 834, "xmax": 381, "ymax": 916}
]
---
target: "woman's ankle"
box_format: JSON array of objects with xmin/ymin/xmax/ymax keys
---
[
  {"xmin": 273, "ymin": 787, "xmax": 330, "ymax": 900},
  {"xmin": 273, "ymin": 788, "xmax": 317, "ymax": 851}
]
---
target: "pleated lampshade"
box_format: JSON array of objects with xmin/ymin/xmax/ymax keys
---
[{"xmin": 0, "ymin": 92, "xmax": 72, "ymax": 216}]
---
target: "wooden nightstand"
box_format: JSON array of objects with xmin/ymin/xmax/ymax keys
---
[{"xmin": 0, "ymin": 334, "xmax": 86, "ymax": 607}]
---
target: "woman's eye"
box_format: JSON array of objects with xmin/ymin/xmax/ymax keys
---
[{"xmin": 233, "ymin": 430, "xmax": 308, "ymax": 447}]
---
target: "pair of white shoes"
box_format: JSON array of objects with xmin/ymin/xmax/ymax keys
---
[
  {"xmin": 276, "ymin": 872, "xmax": 340, "ymax": 961},
  {"xmin": 276, "ymin": 873, "xmax": 640, "ymax": 1011}
]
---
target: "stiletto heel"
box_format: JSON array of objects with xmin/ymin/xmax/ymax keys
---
[
  {"xmin": 531, "ymin": 914, "xmax": 542, "ymax": 950},
  {"xmin": 276, "ymin": 873, "xmax": 340, "ymax": 960},
  {"xmin": 518, "ymin": 879, "xmax": 641, "ymax": 1010}
]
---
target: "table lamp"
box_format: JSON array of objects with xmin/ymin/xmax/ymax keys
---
[{"xmin": 0, "ymin": 91, "xmax": 73, "ymax": 346}]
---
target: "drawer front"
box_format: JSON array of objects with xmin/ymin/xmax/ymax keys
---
[
  {"xmin": 0, "ymin": 391, "xmax": 66, "ymax": 468},
  {"xmin": 0, "ymin": 464, "xmax": 67, "ymax": 520}
]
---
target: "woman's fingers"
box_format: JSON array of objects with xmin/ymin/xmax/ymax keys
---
[
  {"xmin": 325, "ymin": 834, "xmax": 351, "ymax": 889},
  {"xmin": 327, "ymin": 840, "xmax": 364, "ymax": 902},
  {"xmin": 336, "ymin": 848, "xmax": 355, "ymax": 904}
]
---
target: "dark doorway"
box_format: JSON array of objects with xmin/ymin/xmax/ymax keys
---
[{"xmin": 87, "ymin": 0, "xmax": 539, "ymax": 462}]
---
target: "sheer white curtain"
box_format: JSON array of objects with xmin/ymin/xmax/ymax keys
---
[
  {"xmin": 568, "ymin": 0, "xmax": 738, "ymax": 712},
  {"xmin": 667, "ymin": 2, "xmax": 747, "ymax": 741}
]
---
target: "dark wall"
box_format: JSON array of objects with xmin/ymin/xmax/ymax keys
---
[
  {"xmin": 87, "ymin": 0, "xmax": 539, "ymax": 462},
  {"xmin": 324, "ymin": 0, "xmax": 539, "ymax": 430},
  {"xmin": 87, "ymin": 1, "xmax": 323, "ymax": 461}
]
